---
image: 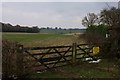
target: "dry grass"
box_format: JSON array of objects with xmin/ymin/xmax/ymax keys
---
[{"xmin": 22, "ymin": 35, "xmax": 85, "ymax": 47}]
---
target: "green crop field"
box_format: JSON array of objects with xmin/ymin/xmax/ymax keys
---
[
  {"xmin": 2, "ymin": 32, "xmax": 85, "ymax": 47},
  {"xmin": 2, "ymin": 33, "xmax": 69, "ymax": 42}
]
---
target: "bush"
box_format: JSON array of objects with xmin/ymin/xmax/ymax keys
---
[
  {"xmin": 2, "ymin": 40, "xmax": 28, "ymax": 79},
  {"xmin": 85, "ymin": 25, "xmax": 108, "ymax": 44}
]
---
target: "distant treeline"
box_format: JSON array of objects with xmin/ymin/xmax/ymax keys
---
[
  {"xmin": 1, "ymin": 22, "xmax": 40, "ymax": 33},
  {"xmin": 1, "ymin": 22, "xmax": 86, "ymax": 33},
  {"xmin": 40, "ymin": 27, "xmax": 86, "ymax": 34}
]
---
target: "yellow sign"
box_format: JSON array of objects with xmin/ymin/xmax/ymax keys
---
[{"xmin": 93, "ymin": 47, "xmax": 100, "ymax": 55}]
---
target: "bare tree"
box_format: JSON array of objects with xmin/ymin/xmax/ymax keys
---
[
  {"xmin": 100, "ymin": 7, "xmax": 120, "ymax": 28},
  {"xmin": 82, "ymin": 13, "xmax": 99, "ymax": 27}
]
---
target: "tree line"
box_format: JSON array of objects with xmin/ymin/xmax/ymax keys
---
[{"xmin": 1, "ymin": 22, "xmax": 40, "ymax": 33}]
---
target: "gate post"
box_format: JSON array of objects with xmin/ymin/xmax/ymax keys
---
[
  {"xmin": 72, "ymin": 43, "xmax": 77, "ymax": 64},
  {"xmin": 16, "ymin": 44, "xmax": 24, "ymax": 78}
]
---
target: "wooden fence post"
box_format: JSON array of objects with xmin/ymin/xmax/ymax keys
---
[
  {"xmin": 17, "ymin": 44, "xmax": 24, "ymax": 78},
  {"xmin": 72, "ymin": 43, "xmax": 77, "ymax": 64}
]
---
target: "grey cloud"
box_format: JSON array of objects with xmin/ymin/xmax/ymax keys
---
[{"xmin": 2, "ymin": 2, "xmax": 118, "ymax": 28}]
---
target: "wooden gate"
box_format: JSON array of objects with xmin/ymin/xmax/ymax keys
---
[
  {"xmin": 20, "ymin": 43, "xmax": 97, "ymax": 71},
  {"xmin": 75, "ymin": 43, "xmax": 94, "ymax": 62},
  {"xmin": 23, "ymin": 45, "xmax": 73, "ymax": 71}
]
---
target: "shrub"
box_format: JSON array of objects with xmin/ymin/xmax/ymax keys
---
[
  {"xmin": 85, "ymin": 25, "xmax": 108, "ymax": 44},
  {"xmin": 2, "ymin": 40, "xmax": 28, "ymax": 79}
]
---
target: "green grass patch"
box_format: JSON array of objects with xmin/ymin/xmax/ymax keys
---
[
  {"xmin": 28, "ymin": 62, "xmax": 116, "ymax": 79},
  {"xmin": 63, "ymin": 65, "xmax": 113, "ymax": 78},
  {"xmin": 29, "ymin": 71, "xmax": 67, "ymax": 80},
  {"xmin": 2, "ymin": 33, "xmax": 69, "ymax": 42},
  {"xmin": 29, "ymin": 71, "xmax": 66, "ymax": 79}
]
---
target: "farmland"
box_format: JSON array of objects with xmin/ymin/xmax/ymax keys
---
[
  {"xmin": 2, "ymin": 32, "xmax": 120, "ymax": 79},
  {"xmin": 2, "ymin": 32, "xmax": 85, "ymax": 47}
]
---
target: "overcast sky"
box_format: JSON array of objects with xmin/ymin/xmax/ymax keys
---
[{"xmin": 1, "ymin": 2, "xmax": 118, "ymax": 29}]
